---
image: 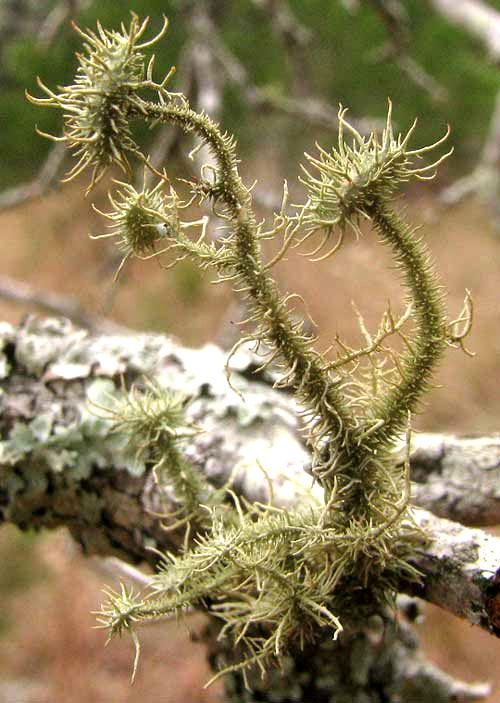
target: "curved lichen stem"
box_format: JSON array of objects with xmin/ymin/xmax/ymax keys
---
[
  {"xmin": 137, "ymin": 99, "xmax": 358, "ymax": 493},
  {"xmin": 29, "ymin": 15, "xmax": 471, "ymax": 680},
  {"xmin": 362, "ymin": 199, "xmax": 447, "ymax": 452}
]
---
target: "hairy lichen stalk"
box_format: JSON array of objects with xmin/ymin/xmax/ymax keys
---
[
  {"xmin": 364, "ymin": 200, "xmax": 447, "ymax": 451},
  {"xmin": 29, "ymin": 14, "xmax": 471, "ymax": 682},
  {"xmin": 140, "ymin": 99, "xmax": 357, "ymax": 493}
]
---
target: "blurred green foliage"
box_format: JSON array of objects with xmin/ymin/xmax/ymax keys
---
[{"xmin": 0, "ymin": 0, "xmax": 498, "ymax": 188}]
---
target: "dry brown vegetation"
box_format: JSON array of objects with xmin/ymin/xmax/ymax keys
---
[{"xmin": 0, "ymin": 178, "xmax": 499, "ymax": 702}]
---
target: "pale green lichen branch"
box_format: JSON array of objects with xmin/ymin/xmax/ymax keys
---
[
  {"xmin": 29, "ymin": 13, "xmax": 472, "ymax": 682},
  {"xmin": 91, "ymin": 379, "xmax": 231, "ymax": 531}
]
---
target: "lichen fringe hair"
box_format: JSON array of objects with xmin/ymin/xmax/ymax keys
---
[{"xmin": 29, "ymin": 12, "xmax": 473, "ymax": 683}]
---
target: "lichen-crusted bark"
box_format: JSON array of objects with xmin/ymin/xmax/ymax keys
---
[
  {"xmin": 0, "ymin": 316, "xmax": 311, "ymax": 564},
  {"xmin": 1, "ymin": 316, "xmax": 499, "ymax": 638},
  {"xmin": 403, "ymin": 509, "xmax": 500, "ymax": 635},
  {"xmin": 408, "ymin": 433, "xmax": 500, "ymax": 526}
]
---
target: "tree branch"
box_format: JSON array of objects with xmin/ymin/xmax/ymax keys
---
[
  {"xmin": 410, "ymin": 432, "xmax": 500, "ymax": 526},
  {"xmin": 438, "ymin": 88, "xmax": 500, "ymax": 231},
  {"xmin": 367, "ymin": 0, "xmax": 449, "ymax": 101},
  {"xmin": 205, "ymin": 7, "xmax": 385, "ymax": 138},
  {"xmin": 250, "ymin": 0, "xmax": 312, "ymax": 95},
  {"xmin": 1, "ymin": 317, "xmax": 499, "ymax": 637},
  {"xmin": 0, "ymin": 275, "xmax": 128, "ymax": 334},
  {"xmin": 428, "ymin": 0, "xmax": 500, "ymax": 63},
  {"xmin": 0, "ymin": 143, "xmax": 66, "ymax": 211}
]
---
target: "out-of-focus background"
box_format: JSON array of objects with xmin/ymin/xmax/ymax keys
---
[{"xmin": 0, "ymin": 1, "xmax": 499, "ymax": 701}]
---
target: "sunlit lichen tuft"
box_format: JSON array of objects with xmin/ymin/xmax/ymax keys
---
[
  {"xmin": 26, "ymin": 13, "xmax": 169, "ymax": 189},
  {"xmin": 30, "ymin": 13, "xmax": 473, "ymax": 686},
  {"xmin": 298, "ymin": 102, "xmax": 452, "ymax": 242},
  {"xmin": 91, "ymin": 178, "xmax": 180, "ymax": 278}
]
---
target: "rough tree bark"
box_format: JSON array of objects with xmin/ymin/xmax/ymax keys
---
[{"xmin": 1, "ymin": 316, "xmax": 499, "ymax": 701}]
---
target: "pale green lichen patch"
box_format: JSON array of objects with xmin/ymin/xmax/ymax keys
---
[
  {"xmin": 0, "ymin": 378, "xmax": 147, "ymax": 484},
  {"xmin": 14, "ymin": 317, "xmax": 81, "ymax": 376},
  {"xmin": 1, "ymin": 414, "xmax": 57, "ymax": 464},
  {"xmin": 28, "ymin": 12, "xmax": 474, "ymax": 685},
  {"xmin": 159, "ymin": 344, "xmax": 284, "ymax": 431},
  {"xmin": 0, "ymin": 374, "xmax": 155, "ymax": 540},
  {"xmin": 11, "ymin": 317, "xmax": 175, "ymax": 381}
]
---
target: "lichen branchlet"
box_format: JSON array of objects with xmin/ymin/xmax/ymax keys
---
[
  {"xmin": 91, "ymin": 178, "xmax": 180, "ymax": 278},
  {"xmin": 92, "ymin": 380, "xmax": 220, "ymax": 527},
  {"xmin": 32, "ymin": 14, "xmax": 473, "ymax": 684},
  {"xmin": 27, "ymin": 14, "xmax": 170, "ymax": 189},
  {"xmin": 298, "ymin": 102, "xmax": 452, "ymax": 242}
]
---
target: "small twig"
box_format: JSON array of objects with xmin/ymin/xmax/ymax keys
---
[
  {"xmin": 207, "ymin": 13, "xmax": 385, "ymax": 136},
  {"xmin": 186, "ymin": 1, "xmax": 224, "ymax": 242},
  {"xmin": 0, "ymin": 274, "xmax": 127, "ymax": 334},
  {"xmin": 429, "ymin": 0, "xmax": 500, "ymax": 63},
  {"xmin": 250, "ymin": 0, "xmax": 312, "ymax": 95},
  {"xmin": 250, "ymin": 0, "xmax": 311, "ymax": 49},
  {"xmin": 395, "ymin": 54, "xmax": 448, "ymax": 102},
  {"xmin": 0, "ymin": 143, "xmax": 67, "ymax": 211},
  {"xmin": 95, "ymin": 557, "xmax": 153, "ymax": 588},
  {"xmin": 436, "ymin": 89, "xmax": 500, "ymax": 229},
  {"xmin": 368, "ymin": 0, "xmax": 448, "ymax": 102},
  {"xmin": 368, "ymin": 0, "xmax": 411, "ymax": 50},
  {"xmin": 37, "ymin": 0, "xmax": 92, "ymax": 49}
]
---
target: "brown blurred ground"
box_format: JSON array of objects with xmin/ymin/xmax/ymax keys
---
[{"xmin": 0, "ymin": 180, "xmax": 499, "ymax": 701}]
